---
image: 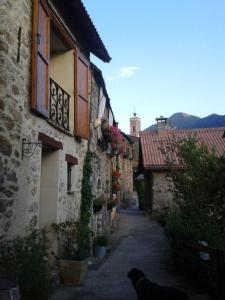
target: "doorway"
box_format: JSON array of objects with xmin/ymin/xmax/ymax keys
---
[{"xmin": 39, "ymin": 147, "xmax": 59, "ymax": 229}]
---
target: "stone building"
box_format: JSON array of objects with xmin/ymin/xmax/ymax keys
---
[
  {"xmin": 89, "ymin": 64, "xmax": 118, "ymax": 235},
  {"xmin": 0, "ymin": 0, "xmax": 114, "ymax": 242},
  {"xmin": 118, "ymin": 133, "xmax": 133, "ymax": 207},
  {"xmin": 130, "ymin": 112, "xmax": 141, "ymax": 138},
  {"xmin": 140, "ymin": 118, "xmax": 225, "ymax": 215},
  {"xmin": 128, "ymin": 113, "xmax": 141, "ymax": 173}
]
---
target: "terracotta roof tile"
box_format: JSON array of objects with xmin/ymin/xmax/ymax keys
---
[{"xmin": 140, "ymin": 127, "xmax": 225, "ymax": 170}]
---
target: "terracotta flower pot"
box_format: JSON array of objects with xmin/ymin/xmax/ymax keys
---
[{"xmin": 59, "ymin": 259, "xmax": 88, "ymax": 286}]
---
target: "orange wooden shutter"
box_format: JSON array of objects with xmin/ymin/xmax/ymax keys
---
[
  {"xmin": 74, "ymin": 51, "xmax": 90, "ymax": 140},
  {"xmin": 31, "ymin": 0, "xmax": 50, "ymax": 117}
]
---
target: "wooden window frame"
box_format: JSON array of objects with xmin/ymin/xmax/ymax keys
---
[
  {"xmin": 65, "ymin": 154, "xmax": 78, "ymax": 193},
  {"xmin": 32, "ymin": 0, "xmax": 90, "ymax": 139},
  {"xmin": 74, "ymin": 50, "xmax": 90, "ymax": 140},
  {"xmin": 31, "ymin": 0, "xmax": 50, "ymax": 117}
]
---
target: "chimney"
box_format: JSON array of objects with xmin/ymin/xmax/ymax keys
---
[{"xmin": 156, "ymin": 116, "xmax": 170, "ymax": 134}]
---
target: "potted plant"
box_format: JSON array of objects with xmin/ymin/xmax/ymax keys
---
[
  {"xmin": 0, "ymin": 227, "xmax": 53, "ymax": 300},
  {"xmin": 93, "ymin": 195, "xmax": 106, "ymax": 213},
  {"xmin": 94, "ymin": 235, "xmax": 108, "ymax": 258},
  {"xmin": 107, "ymin": 195, "xmax": 118, "ymax": 210},
  {"xmin": 52, "ymin": 221, "xmax": 90, "ymax": 286}
]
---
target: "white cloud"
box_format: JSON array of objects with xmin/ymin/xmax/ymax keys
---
[{"xmin": 107, "ymin": 66, "xmax": 140, "ymax": 81}]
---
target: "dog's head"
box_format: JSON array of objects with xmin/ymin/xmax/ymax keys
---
[{"xmin": 127, "ymin": 268, "xmax": 146, "ymax": 288}]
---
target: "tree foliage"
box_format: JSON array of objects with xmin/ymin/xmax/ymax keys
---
[{"xmin": 166, "ymin": 137, "xmax": 225, "ymax": 248}]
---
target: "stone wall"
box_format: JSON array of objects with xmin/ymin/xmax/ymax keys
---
[
  {"xmin": 0, "ymin": 0, "xmax": 133, "ymax": 241},
  {"xmin": 0, "ymin": 0, "xmax": 33, "ymax": 238},
  {"xmin": 89, "ymin": 77, "xmax": 114, "ymax": 235},
  {"xmin": 0, "ymin": 0, "xmax": 88, "ymax": 239},
  {"xmin": 152, "ymin": 171, "xmax": 175, "ymax": 215},
  {"xmin": 119, "ymin": 154, "xmax": 133, "ymax": 207}
]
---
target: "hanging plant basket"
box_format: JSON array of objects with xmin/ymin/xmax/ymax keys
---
[
  {"xmin": 98, "ymin": 138, "xmax": 109, "ymax": 152},
  {"xmin": 107, "ymin": 202, "xmax": 115, "ymax": 210},
  {"xmin": 93, "ymin": 203, "xmax": 103, "ymax": 213}
]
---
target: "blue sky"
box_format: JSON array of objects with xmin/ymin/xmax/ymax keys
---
[{"xmin": 83, "ymin": 0, "xmax": 225, "ymax": 133}]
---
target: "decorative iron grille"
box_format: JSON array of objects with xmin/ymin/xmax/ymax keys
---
[{"xmin": 50, "ymin": 78, "xmax": 70, "ymax": 131}]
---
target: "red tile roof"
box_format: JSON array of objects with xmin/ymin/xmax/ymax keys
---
[{"xmin": 140, "ymin": 127, "xmax": 225, "ymax": 170}]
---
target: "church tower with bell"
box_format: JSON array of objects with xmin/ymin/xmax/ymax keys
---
[{"xmin": 130, "ymin": 110, "xmax": 141, "ymax": 137}]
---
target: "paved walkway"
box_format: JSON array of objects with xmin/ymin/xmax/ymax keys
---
[{"xmin": 51, "ymin": 207, "xmax": 211, "ymax": 300}]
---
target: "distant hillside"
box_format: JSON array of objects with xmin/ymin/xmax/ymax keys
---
[{"xmin": 145, "ymin": 113, "xmax": 225, "ymax": 131}]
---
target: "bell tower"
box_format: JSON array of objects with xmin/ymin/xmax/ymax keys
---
[{"xmin": 130, "ymin": 112, "xmax": 141, "ymax": 137}]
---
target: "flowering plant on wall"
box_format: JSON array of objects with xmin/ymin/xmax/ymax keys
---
[
  {"xmin": 112, "ymin": 169, "xmax": 121, "ymax": 194},
  {"xmin": 112, "ymin": 181, "xmax": 120, "ymax": 193},
  {"xmin": 101, "ymin": 120, "xmax": 123, "ymax": 154},
  {"xmin": 112, "ymin": 170, "xmax": 121, "ymax": 178}
]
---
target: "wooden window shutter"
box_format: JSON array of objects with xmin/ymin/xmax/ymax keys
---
[
  {"xmin": 31, "ymin": 0, "xmax": 50, "ymax": 118},
  {"xmin": 74, "ymin": 51, "xmax": 90, "ymax": 140}
]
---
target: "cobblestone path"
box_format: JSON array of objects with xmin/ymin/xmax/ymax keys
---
[{"xmin": 51, "ymin": 207, "xmax": 211, "ymax": 300}]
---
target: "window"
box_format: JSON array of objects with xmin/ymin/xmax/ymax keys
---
[
  {"xmin": 65, "ymin": 154, "xmax": 78, "ymax": 193},
  {"xmin": 32, "ymin": 0, "xmax": 90, "ymax": 139},
  {"xmin": 67, "ymin": 163, "xmax": 73, "ymax": 193}
]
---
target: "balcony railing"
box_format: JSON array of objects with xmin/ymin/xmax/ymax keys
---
[{"xmin": 50, "ymin": 78, "xmax": 70, "ymax": 131}]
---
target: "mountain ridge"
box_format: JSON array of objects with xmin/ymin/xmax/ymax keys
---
[{"xmin": 145, "ymin": 113, "xmax": 225, "ymax": 131}]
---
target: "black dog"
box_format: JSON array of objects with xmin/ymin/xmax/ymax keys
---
[{"xmin": 128, "ymin": 268, "xmax": 189, "ymax": 300}]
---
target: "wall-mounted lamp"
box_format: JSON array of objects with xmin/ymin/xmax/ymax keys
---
[{"xmin": 22, "ymin": 138, "xmax": 42, "ymax": 159}]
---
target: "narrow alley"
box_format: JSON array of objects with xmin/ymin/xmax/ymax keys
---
[{"xmin": 51, "ymin": 207, "xmax": 210, "ymax": 300}]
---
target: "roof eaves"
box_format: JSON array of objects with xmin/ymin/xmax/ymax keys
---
[
  {"xmin": 144, "ymin": 165, "xmax": 183, "ymax": 171},
  {"xmin": 51, "ymin": 0, "xmax": 111, "ymax": 63},
  {"xmin": 79, "ymin": 0, "xmax": 111, "ymax": 62}
]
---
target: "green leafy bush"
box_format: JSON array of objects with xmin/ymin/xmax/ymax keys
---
[
  {"xmin": 94, "ymin": 235, "xmax": 108, "ymax": 247},
  {"xmin": 76, "ymin": 223, "xmax": 92, "ymax": 260},
  {"xmin": 0, "ymin": 228, "xmax": 53, "ymax": 300},
  {"xmin": 135, "ymin": 177, "xmax": 145, "ymax": 210},
  {"xmin": 165, "ymin": 137, "xmax": 225, "ymax": 248},
  {"xmin": 52, "ymin": 221, "xmax": 78, "ymax": 259},
  {"xmin": 94, "ymin": 195, "xmax": 106, "ymax": 206}
]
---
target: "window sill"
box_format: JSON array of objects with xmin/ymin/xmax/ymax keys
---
[
  {"xmin": 48, "ymin": 120, "xmax": 74, "ymax": 137},
  {"xmin": 67, "ymin": 190, "xmax": 75, "ymax": 195}
]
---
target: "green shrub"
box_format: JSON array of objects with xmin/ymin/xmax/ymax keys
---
[
  {"xmin": 52, "ymin": 221, "xmax": 78, "ymax": 259},
  {"xmin": 165, "ymin": 137, "xmax": 225, "ymax": 249},
  {"xmin": 135, "ymin": 178, "xmax": 145, "ymax": 209},
  {"xmin": 94, "ymin": 235, "xmax": 108, "ymax": 247},
  {"xmin": 0, "ymin": 228, "xmax": 53, "ymax": 300},
  {"xmin": 94, "ymin": 195, "xmax": 106, "ymax": 206},
  {"xmin": 76, "ymin": 223, "xmax": 92, "ymax": 260}
]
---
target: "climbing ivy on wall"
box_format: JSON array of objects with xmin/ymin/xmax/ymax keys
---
[
  {"xmin": 80, "ymin": 151, "xmax": 94, "ymax": 223},
  {"xmin": 112, "ymin": 155, "xmax": 121, "ymax": 194},
  {"xmin": 77, "ymin": 151, "xmax": 95, "ymax": 260}
]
